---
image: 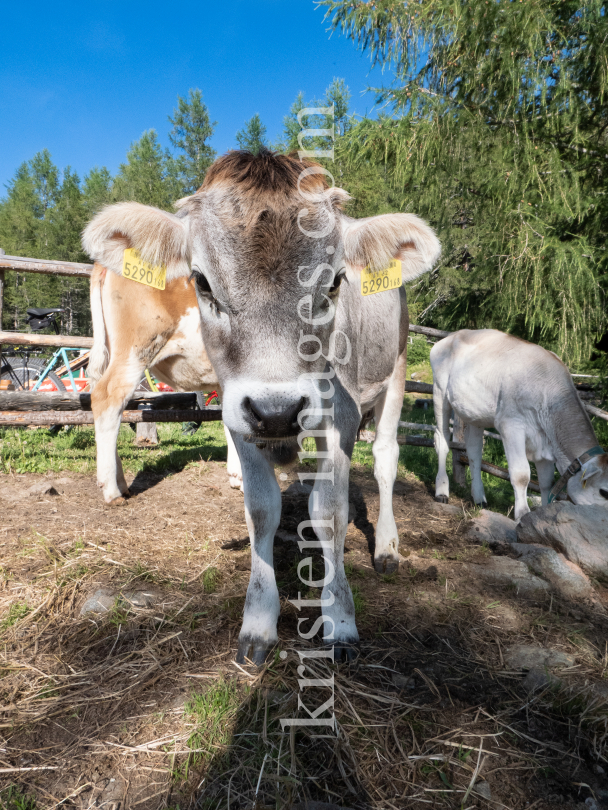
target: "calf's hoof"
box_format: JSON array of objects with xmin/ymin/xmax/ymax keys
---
[
  {"xmin": 374, "ymin": 555, "xmax": 399, "ymax": 575},
  {"xmin": 228, "ymin": 475, "xmax": 244, "ymax": 493},
  {"xmin": 106, "ymin": 496, "xmax": 127, "ymax": 507},
  {"xmin": 330, "ymin": 642, "xmax": 360, "ymax": 664},
  {"xmin": 475, "ymin": 500, "xmax": 488, "ymax": 509},
  {"xmin": 434, "ymin": 495, "xmax": 449, "ymax": 504},
  {"xmin": 236, "ymin": 637, "xmax": 273, "ymax": 667}
]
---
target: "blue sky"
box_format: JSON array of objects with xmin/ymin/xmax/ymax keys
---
[{"xmin": 0, "ymin": 0, "xmax": 395, "ymax": 191}]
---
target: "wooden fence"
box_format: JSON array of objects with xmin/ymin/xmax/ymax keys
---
[{"xmin": 1, "ymin": 250, "xmax": 606, "ymax": 494}]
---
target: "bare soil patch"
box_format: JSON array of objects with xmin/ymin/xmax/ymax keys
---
[{"xmin": 0, "ymin": 459, "xmax": 607, "ymax": 809}]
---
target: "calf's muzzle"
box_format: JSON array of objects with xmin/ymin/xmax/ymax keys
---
[{"xmin": 242, "ymin": 395, "xmax": 305, "ymax": 439}]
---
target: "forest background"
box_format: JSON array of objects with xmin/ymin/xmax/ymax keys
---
[{"xmin": 1, "ymin": 0, "xmax": 606, "ymax": 379}]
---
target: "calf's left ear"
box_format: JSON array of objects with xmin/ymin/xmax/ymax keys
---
[
  {"xmin": 82, "ymin": 202, "xmax": 191, "ymax": 280},
  {"xmin": 341, "ymin": 212, "xmax": 441, "ymax": 281}
]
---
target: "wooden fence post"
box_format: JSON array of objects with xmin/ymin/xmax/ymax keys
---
[
  {"xmin": 0, "ymin": 249, "xmax": 5, "ymax": 329},
  {"xmin": 135, "ymin": 403, "xmax": 158, "ymax": 447},
  {"xmin": 452, "ymin": 412, "xmax": 467, "ymax": 487},
  {"xmin": 0, "ymin": 249, "xmax": 5, "ymax": 371}
]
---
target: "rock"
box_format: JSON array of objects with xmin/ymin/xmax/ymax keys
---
[
  {"xmin": 522, "ymin": 667, "xmax": 556, "ymax": 693},
  {"xmin": 504, "ymin": 644, "xmax": 575, "ymax": 670},
  {"xmin": 391, "ymin": 672, "xmax": 415, "ymax": 689},
  {"xmin": 27, "ymin": 481, "xmax": 59, "ymax": 497},
  {"xmin": 590, "ymin": 681, "xmax": 608, "ymax": 701},
  {"xmin": 122, "ymin": 590, "xmax": 157, "ymax": 608},
  {"xmin": 474, "ymin": 781, "xmax": 492, "ymax": 800},
  {"xmin": 511, "ymin": 543, "xmax": 595, "ymax": 601},
  {"xmin": 517, "ymin": 503, "xmax": 608, "ymax": 578},
  {"xmin": 80, "ymin": 588, "xmax": 116, "ymax": 616},
  {"xmin": 467, "ymin": 556, "xmax": 549, "ymax": 597},
  {"xmin": 429, "ymin": 500, "xmax": 462, "ymax": 517},
  {"xmin": 466, "ymin": 509, "xmax": 517, "ymax": 548}
]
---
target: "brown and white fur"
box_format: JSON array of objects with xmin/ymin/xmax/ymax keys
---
[
  {"xmin": 431, "ymin": 329, "xmax": 608, "ymax": 521},
  {"xmin": 83, "ymin": 150, "xmax": 441, "ymax": 663},
  {"xmin": 88, "ymin": 263, "xmax": 242, "ymax": 504}
]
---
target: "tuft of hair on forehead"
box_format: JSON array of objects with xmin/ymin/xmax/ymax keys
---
[{"xmin": 200, "ymin": 149, "xmax": 328, "ymax": 198}]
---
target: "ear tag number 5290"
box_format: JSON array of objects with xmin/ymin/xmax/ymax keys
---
[
  {"xmin": 122, "ymin": 249, "xmax": 167, "ymax": 290},
  {"xmin": 361, "ymin": 259, "xmax": 402, "ymax": 296}
]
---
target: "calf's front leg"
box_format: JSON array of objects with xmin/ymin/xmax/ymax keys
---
[
  {"xmin": 433, "ymin": 387, "xmax": 451, "ymax": 503},
  {"xmin": 91, "ymin": 354, "xmax": 147, "ymax": 504},
  {"xmin": 307, "ymin": 420, "xmax": 359, "ymax": 661},
  {"xmin": 465, "ymin": 424, "xmax": 487, "ymax": 507},
  {"xmin": 233, "ymin": 434, "xmax": 281, "ymax": 666},
  {"xmin": 500, "ymin": 426, "xmax": 531, "ymax": 521},
  {"xmin": 372, "ymin": 353, "xmax": 407, "ymax": 574}
]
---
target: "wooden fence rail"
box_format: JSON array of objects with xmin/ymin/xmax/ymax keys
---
[{"xmin": 0, "ymin": 249, "xmax": 605, "ymax": 495}]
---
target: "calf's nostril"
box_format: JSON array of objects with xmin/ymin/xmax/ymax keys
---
[
  {"xmin": 242, "ymin": 396, "xmax": 307, "ymax": 435},
  {"xmin": 242, "ymin": 397, "xmax": 265, "ymax": 429},
  {"xmin": 600, "ymin": 488, "xmax": 608, "ymax": 501}
]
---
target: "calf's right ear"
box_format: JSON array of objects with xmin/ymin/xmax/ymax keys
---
[{"xmin": 82, "ymin": 202, "xmax": 191, "ymax": 281}]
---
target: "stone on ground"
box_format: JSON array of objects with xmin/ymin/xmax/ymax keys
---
[
  {"xmin": 27, "ymin": 481, "xmax": 59, "ymax": 497},
  {"xmin": 466, "ymin": 509, "xmax": 517, "ymax": 548},
  {"xmin": 504, "ymin": 644, "xmax": 575, "ymax": 670},
  {"xmin": 511, "ymin": 543, "xmax": 596, "ymax": 601},
  {"xmin": 517, "ymin": 503, "xmax": 608, "ymax": 578},
  {"xmin": 80, "ymin": 588, "xmax": 116, "ymax": 616},
  {"xmin": 467, "ymin": 556, "xmax": 549, "ymax": 597}
]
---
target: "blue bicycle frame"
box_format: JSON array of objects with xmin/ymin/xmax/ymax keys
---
[{"xmin": 32, "ymin": 347, "xmax": 79, "ymax": 392}]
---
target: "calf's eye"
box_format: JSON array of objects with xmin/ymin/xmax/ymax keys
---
[
  {"xmin": 192, "ymin": 270, "xmax": 213, "ymax": 296},
  {"xmin": 328, "ymin": 272, "xmax": 345, "ymax": 297}
]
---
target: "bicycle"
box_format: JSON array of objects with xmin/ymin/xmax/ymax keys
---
[{"xmin": 0, "ymin": 308, "xmax": 88, "ymax": 393}]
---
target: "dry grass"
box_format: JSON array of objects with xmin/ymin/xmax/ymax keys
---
[{"xmin": 0, "ymin": 457, "xmax": 607, "ymax": 808}]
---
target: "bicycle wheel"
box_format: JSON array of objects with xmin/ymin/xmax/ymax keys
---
[{"xmin": 0, "ymin": 357, "xmax": 64, "ymax": 392}]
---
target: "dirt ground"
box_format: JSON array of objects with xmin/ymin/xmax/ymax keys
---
[{"xmin": 0, "ymin": 456, "xmax": 607, "ymax": 809}]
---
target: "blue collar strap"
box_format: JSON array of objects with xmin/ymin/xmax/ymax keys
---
[{"xmin": 548, "ymin": 445, "xmax": 606, "ymax": 503}]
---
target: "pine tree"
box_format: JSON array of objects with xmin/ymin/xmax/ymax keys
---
[
  {"xmin": 168, "ymin": 89, "xmax": 217, "ymax": 194},
  {"xmin": 236, "ymin": 114, "xmax": 268, "ymax": 155},
  {"xmin": 113, "ymin": 130, "xmax": 173, "ymax": 209},
  {"xmin": 82, "ymin": 167, "xmax": 113, "ymax": 217},
  {"xmin": 322, "ymin": 0, "xmax": 608, "ymax": 367}
]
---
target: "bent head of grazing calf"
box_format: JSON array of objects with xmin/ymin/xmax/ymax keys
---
[{"xmin": 82, "ymin": 150, "xmax": 440, "ymax": 664}]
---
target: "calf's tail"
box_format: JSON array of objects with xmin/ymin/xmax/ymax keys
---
[{"xmin": 88, "ymin": 265, "xmax": 110, "ymax": 390}]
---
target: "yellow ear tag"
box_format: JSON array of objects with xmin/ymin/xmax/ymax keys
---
[
  {"xmin": 361, "ymin": 259, "xmax": 402, "ymax": 296},
  {"xmin": 122, "ymin": 248, "xmax": 167, "ymax": 290}
]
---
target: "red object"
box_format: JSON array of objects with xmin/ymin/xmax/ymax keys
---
[{"xmin": 205, "ymin": 390, "xmax": 219, "ymax": 406}]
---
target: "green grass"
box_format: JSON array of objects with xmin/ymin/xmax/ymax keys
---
[
  {"xmin": 176, "ymin": 678, "xmax": 243, "ymax": 781},
  {"xmin": 2, "ymin": 369, "xmax": 606, "ymax": 520},
  {"xmin": 0, "ymin": 602, "xmax": 30, "ymax": 632},
  {"xmin": 202, "ymin": 566, "xmax": 220, "ymax": 593},
  {"xmin": 0, "ymin": 420, "xmax": 227, "ymax": 476},
  {"xmin": 0, "ymin": 786, "xmax": 38, "ymax": 810}
]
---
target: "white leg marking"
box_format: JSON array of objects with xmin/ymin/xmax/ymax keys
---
[
  {"xmin": 310, "ymin": 426, "xmax": 359, "ymax": 647},
  {"xmin": 225, "ymin": 424, "xmax": 243, "ymax": 492},
  {"xmin": 372, "ymin": 357, "xmax": 406, "ymax": 572},
  {"xmin": 234, "ymin": 436, "xmax": 281, "ymax": 661},
  {"xmin": 433, "ymin": 387, "xmax": 451, "ymax": 501},
  {"xmin": 500, "ymin": 425, "xmax": 531, "ymax": 521}
]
